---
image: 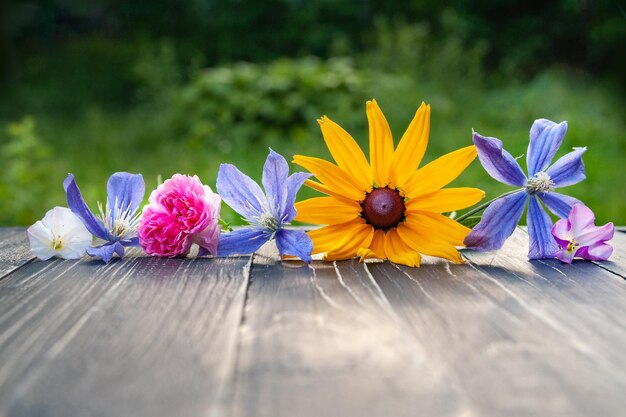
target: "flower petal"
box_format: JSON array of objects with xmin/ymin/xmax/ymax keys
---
[
  {"xmin": 567, "ymin": 203, "xmax": 596, "ymax": 236},
  {"xmin": 27, "ymin": 220, "xmax": 55, "ymax": 260},
  {"xmin": 556, "ymin": 248, "xmax": 576, "ymax": 263},
  {"xmin": 368, "ymin": 229, "xmax": 387, "ymax": 259},
  {"xmin": 63, "ymin": 174, "xmax": 108, "ymax": 239},
  {"xmin": 537, "ymin": 191, "xmax": 582, "ymax": 219},
  {"xmin": 383, "ymin": 228, "xmax": 421, "ymax": 267},
  {"xmin": 307, "ymin": 218, "xmax": 366, "ymax": 254},
  {"xmin": 106, "ymin": 172, "xmax": 145, "ymax": 221},
  {"xmin": 527, "ymin": 119, "xmax": 567, "ymax": 176},
  {"xmin": 292, "ymin": 155, "xmax": 366, "ymax": 201},
  {"xmin": 472, "ymin": 132, "xmax": 527, "ymax": 186},
  {"xmin": 577, "ymin": 222, "xmax": 614, "ymax": 247},
  {"xmin": 86, "ymin": 242, "xmax": 125, "ymax": 263},
  {"xmin": 217, "ymin": 228, "xmax": 270, "ymax": 256},
  {"xmin": 397, "ymin": 222, "xmax": 463, "ymax": 264},
  {"xmin": 282, "ymin": 172, "xmax": 313, "ymax": 223},
  {"xmin": 262, "ymin": 149, "xmax": 290, "ymax": 219},
  {"xmin": 318, "ymin": 115, "xmax": 373, "ymax": 191},
  {"xmin": 402, "ymin": 145, "xmax": 477, "ymax": 198},
  {"xmin": 123, "ymin": 237, "xmax": 139, "ymax": 247},
  {"xmin": 295, "ymin": 196, "xmax": 361, "ymax": 225},
  {"xmin": 195, "ymin": 221, "xmax": 221, "ymax": 256},
  {"xmin": 546, "ymin": 147, "xmax": 586, "ymax": 188},
  {"xmin": 405, "ymin": 187, "xmax": 485, "ymax": 213},
  {"xmin": 324, "ymin": 223, "xmax": 374, "ymax": 261},
  {"xmin": 367, "ymin": 99, "xmax": 394, "ymax": 187},
  {"xmin": 389, "ymin": 102, "xmax": 430, "ymax": 188},
  {"xmin": 405, "ymin": 212, "xmax": 471, "ymax": 246},
  {"xmin": 577, "ymin": 242, "xmax": 613, "ymax": 261},
  {"xmin": 551, "ymin": 218, "xmax": 572, "ymax": 247},
  {"xmin": 216, "ymin": 163, "xmax": 267, "ymax": 221},
  {"xmin": 276, "ymin": 229, "xmax": 313, "ymax": 263},
  {"xmin": 527, "ymin": 196, "xmax": 559, "ymax": 259},
  {"xmin": 464, "ymin": 190, "xmax": 527, "ymax": 251}
]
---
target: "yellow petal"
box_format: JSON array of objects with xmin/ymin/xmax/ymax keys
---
[
  {"xmin": 357, "ymin": 248, "xmax": 378, "ymax": 262},
  {"xmin": 389, "ymin": 102, "xmax": 430, "ymax": 188},
  {"xmin": 318, "ymin": 116, "xmax": 373, "ymax": 192},
  {"xmin": 405, "ymin": 212, "xmax": 470, "ymax": 246},
  {"xmin": 293, "ymin": 155, "xmax": 366, "ymax": 201},
  {"xmin": 295, "ymin": 196, "xmax": 361, "ymax": 225},
  {"xmin": 324, "ymin": 223, "xmax": 374, "ymax": 261},
  {"xmin": 367, "ymin": 99, "xmax": 394, "ymax": 187},
  {"xmin": 308, "ymin": 218, "xmax": 366, "ymax": 254},
  {"xmin": 397, "ymin": 222, "xmax": 463, "ymax": 264},
  {"xmin": 402, "ymin": 145, "xmax": 478, "ymax": 198},
  {"xmin": 406, "ymin": 187, "xmax": 485, "ymax": 213},
  {"xmin": 383, "ymin": 228, "xmax": 421, "ymax": 267},
  {"xmin": 369, "ymin": 229, "xmax": 387, "ymax": 259}
]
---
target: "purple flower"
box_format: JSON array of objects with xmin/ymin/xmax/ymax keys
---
[
  {"xmin": 464, "ymin": 119, "xmax": 587, "ymax": 259},
  {"xmin": 216, "ymin": 149, "xmax": 314, "ymax": 262},
  {"xmin": 552, "ymin": 204, "xmax": 614, "ymax": 263},
  {"xmin": 64, "ymin": 172, "xmax": 145, "ymax": 263}
]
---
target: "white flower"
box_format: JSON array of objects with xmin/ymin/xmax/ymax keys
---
[{"xmin": 27, "ymin": 207, "xmax": 92, "ymax": 260}]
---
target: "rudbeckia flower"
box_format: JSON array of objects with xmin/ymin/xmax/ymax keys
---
[
  {"xmin": 552, "ymin": 204, "xmax": 614, "ymax": 263},
  {"xmin": 464, "ymin": 119, "xmax": 586, "ymax": 259},
  {"xmin": 64, "ymin": 172, "xmax": 145, "ymax": 263},
  {"xmin": 216, "ymin": 149, "xmax": 314, "ymax": 262},
  {"xmin": 27, "ymin": 206, "xmax": 92, "ymax": 260},
  {"xmin": 293, "ymin": 100, "xmax": 484, "ymax": 267}
]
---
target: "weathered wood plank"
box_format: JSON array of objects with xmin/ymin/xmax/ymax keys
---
[
  {"xmin": 228, "ymin": 243, "xmax": 467, "ymax": 417},
  {"xmin": 0, "ymin": 227, "xmax": 33, "ymax": 279},
  {"xmin": 0, "ymin": 253, "xmax": 251, "ymax": 417},
  {"xmin": 367, "ymin": 227, "xmax": 626, "ymax": 417}
]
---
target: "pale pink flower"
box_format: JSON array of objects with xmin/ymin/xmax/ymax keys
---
[
  {"xmin": 138, "ymin": 174, "xmax": 221, "ymax": 257},
  {"xmin": 551, "ymin": 203, "xmax": 614, "ymax": 263}
]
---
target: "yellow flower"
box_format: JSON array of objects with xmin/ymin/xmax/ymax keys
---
[{"xmin": 293, "ymin": 100, "xmax": 485, "ymax": 267}]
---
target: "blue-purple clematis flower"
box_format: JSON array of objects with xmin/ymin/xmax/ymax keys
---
[
  {"xmin": 216, "ymin": 149, "xmax": 314, "ymax": 262},
  {"xmin": 64, "ymin": 172, "xmax": 145, "ymax": 263},
  {"xmin": 464, "ymin": 119, "xmax": 587, "ymax": 259}
]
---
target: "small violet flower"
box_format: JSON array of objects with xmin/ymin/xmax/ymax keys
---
[
  {"xmin": 64, "ymin": 172, "xmax": 145, "ymax": 263},
  {"xmin": 465, "ymin": 119, "xmax": 587, "ymax": 259},
  {"xmin": 27, "ymin": 206, "xmax": 92, "ymax": 260},
  {"xmin": 552, "ymin": 204, "xmax": 614, "ymax": 263},
  {"xmin": 216, "ymin": 149, "xmax": 314, "ymax": 262},
  {"xmin": 138, "ymin": 174, "xmax": 221, "ymax": 257}
]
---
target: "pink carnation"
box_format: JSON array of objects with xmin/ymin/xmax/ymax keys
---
[{"xmin": 138, "ymin": 174, "xmax": 221, "ymax": 257}]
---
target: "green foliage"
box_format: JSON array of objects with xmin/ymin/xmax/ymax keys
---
[
  {"xmin": 170, "ymin": 57, "xmax": 365, "ymax": 155},
  {"xmin": 0, "ymin": 16, "xmax": 624, "ymax": 227},
  {"xmin": 0, "ymin": 116, "xmax": 61, "ymax": 225}
]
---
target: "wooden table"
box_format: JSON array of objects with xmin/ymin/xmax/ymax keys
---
[{"xmin": 0, "ymin": 227, "xmax": 625, "ymax": 417}]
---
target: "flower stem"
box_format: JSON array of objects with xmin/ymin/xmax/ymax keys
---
[{"xmin": 455, "ymin": 189, "xmax": 521, "ymax": 222}]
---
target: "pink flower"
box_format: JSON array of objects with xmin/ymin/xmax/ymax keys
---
[
  {"xmin": 138, "ymin": 174, "xmax": 221, "ymax": 257},
  {"xmin": 551, "ymin": 203, "xmax": 614, "ymax": 263}
]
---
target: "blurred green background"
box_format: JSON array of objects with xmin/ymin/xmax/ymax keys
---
[{"xmin": 1, "ymin": 0, "xmax": 625, "ymax": 226}]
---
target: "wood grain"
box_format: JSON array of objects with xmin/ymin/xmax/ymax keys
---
[
  {"xmin": 1, "ymin": 227, "xmax": 625, "ymax": 417},
  {"xmin": 227, "ymin": 242, "xmax": 463, "ymax": 417},
  {"xmin": 0, "ymin": 227, "xmax": 33, "ymax": 280},
  {"xmin": 450, "ymin": 228, "xmax": 626, "ymax": 416},
  {"xmin": 0, "ymin": 253, "xmax": 252, "ymax": 417}
]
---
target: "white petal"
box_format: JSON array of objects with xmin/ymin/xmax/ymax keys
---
[
  {"xmin": 27, "ymin": 221, "xmax": 55, "ymax": 260},
  {"xmin": 31, "ymin": 207, "xmax": 92, "ymax": 260}
]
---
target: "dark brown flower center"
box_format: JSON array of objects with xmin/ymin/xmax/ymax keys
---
[{"xmin": 361, "ymin": 187, "xmax": 405, "ymax": 230}]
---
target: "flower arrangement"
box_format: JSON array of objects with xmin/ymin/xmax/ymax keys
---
[{"xmin": 27, "ymin": 100, "xmax": 614, "ymax": 267}]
